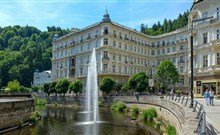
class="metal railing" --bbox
[165,94,206,135]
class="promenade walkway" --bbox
[195,98,220,135]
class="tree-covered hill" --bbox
[0,25,69,87]
[140,11,189,36]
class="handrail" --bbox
[165,94,206,135]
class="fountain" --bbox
[85,48,99,123]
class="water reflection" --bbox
[4,107,160,135]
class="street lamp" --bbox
[190,16,213,108]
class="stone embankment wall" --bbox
[0,95,34,132]
[113,96,198,135]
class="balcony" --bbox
[102,57,110,61]
[178,60,185,64]
[210,39,220,49]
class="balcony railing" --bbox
[102,57,110,60]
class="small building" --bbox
[33,69,51,86]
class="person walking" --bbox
[204,89,210,106]
[209,89,214,106]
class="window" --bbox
[103,51,108,58]
[113,41,116,47]
[203,55,208,67]
[113,54,116,60]
[125,67,127,74]
[151,50,155,55]
[103,64,108,71]
[87,33,91,39]
[95,30,99,37]
[80,35,83,42]
[167,48,170,53]
[119,32,122,39]
[180,67,183,73]
[119,55,121,61]
[217,53,220,65]
[162,49,165,54]
[202,11,208,18]
[119,66,121,73]
[173,57,176,63]
[134,46,136,52]
[125,44,127,50]
[180,45,183,50]
[217,7,220,20]
[119,42,121,48]
[180,36,183,41]
[80,58,83,64]
[173,47,176,52]
[180,56,184,62]
[157,50,160,55]
[203,33,208,44]
[125,56,127,62]
[104,38,108,45]
[130,45,133,51]
[104,27,108,34]
[80,45,83,52]
[96,40,98,48]
[217,29,220,40]
[80,67,83,75]
[87,43,90,50]
[113,30,117,37]
[112,65,116,73]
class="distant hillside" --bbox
[140,10,189,36]
[0,25,70,87]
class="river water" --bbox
[4,106,160,135]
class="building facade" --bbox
[52,0,220,96]
[33,70,52,86]
[189,0,220,96]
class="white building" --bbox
[52,0,220,96]
[33,70,52,86]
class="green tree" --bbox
[128,71,149,93]
[7,80,20,93]
[100,77,115,95]
[43,83,51,96]
[121,83,130,93]
[55,79,69,96]
[49,81,57,95]
[155,60,179,93]
[114,83,122,93]
[69,80,83,96]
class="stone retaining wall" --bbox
[113,96,198,135]
[0,97,34,132]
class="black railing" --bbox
[165,94,206,135]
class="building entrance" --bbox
[202,82,216,95]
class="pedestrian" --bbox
[170,89,174,100]
[209,89,214,106]
[204,89,210,106]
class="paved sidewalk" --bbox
[195,98,220,135]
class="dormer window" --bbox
[103,27,108,34]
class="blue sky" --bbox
[0,0,192,31]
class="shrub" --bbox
[175,90,181,96]
[34,97,47,106]
[131,106,139,114]
[141,108,157,121]
[111,102,127,112]
[155,122,162,129]
[29,111,41,124]
[166,125,176,135]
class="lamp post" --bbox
[190,16,213,108]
